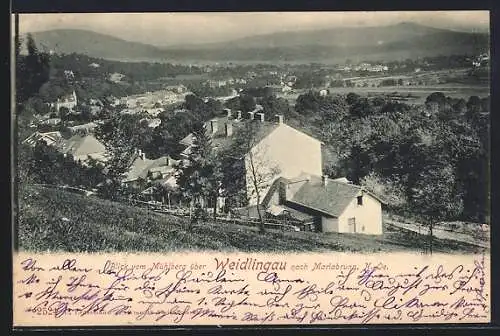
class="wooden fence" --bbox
[123,198,314,232]
[28,184,315,232]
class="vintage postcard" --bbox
[12,11,491,327]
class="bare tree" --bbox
[220,121,281,234]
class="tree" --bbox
[346,92,361,105]
[239,94,257,113]
[410,162,463,254]
[466,95,482,121]
[295,91,320,116]
[220,121,281,233]
[360,172,407,210]
[320,95,349,122]
[16,33,51,108]
[349,98,375,118]
[259,95,293,119]
[425,92,446,107]
[59,107,70,120]
[452,98,467,115]
[79,104,93,121]
[480,96,490,112]
[184,94,205,112]
[94,114,145,199]
[176,125,222,228]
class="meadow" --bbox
[16,185,483,254]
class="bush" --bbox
[360,172,407,209]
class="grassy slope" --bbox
[17,185,482,254]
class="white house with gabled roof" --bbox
[179,110,324,207]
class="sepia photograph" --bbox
[11,11,491,327]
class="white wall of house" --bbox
[57,100,77,111]
[56,91,78,111]
[337,192,383,235]
[245,123,323,205]
[321,216,339,232]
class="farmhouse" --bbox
[52,91,78,112]
[178,108,386,234]
[40,118,62,126]
[109,72,126,83]
[55,134,108,164]
[67,122,99,135]
[122,150,179,189]
[140,118,162,129]
[262,174,385,235]
[179,110,323,207]
[23,131,63,147]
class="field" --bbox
[280,83,489,106]
[329,85,489,104]
[16,185,484,254]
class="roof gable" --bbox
[290,176,364,217]
[123,155,174,182]
[23,131,62,146]
[179,115,322,156]
[55,134,104,156]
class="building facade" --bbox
[55,91,78,112]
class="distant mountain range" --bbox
[25,22,490,64]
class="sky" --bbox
[18,11,490,46]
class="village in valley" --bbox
[15,14,490,253]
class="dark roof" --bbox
[23,131,62,147]
[266,204,314,222]
[203,116,280,152]
[289,176,364,217]
[123,155,173,182]
[55,134,106,157]
[179,115,322,156]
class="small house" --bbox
[55,91,78,112]
[122,150,178,189]
[55,134,108,164]
[263,174,385,235]
[22,131,63,147]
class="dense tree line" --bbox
[30,52,207,107]
[298,90,490,224]
[187,82,233,98]
[16,34,51,112]
[49,53,203,81]
[19,142,106,188]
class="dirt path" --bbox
[385,219,489,249]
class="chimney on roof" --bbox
[248,111,255,120]
[237,110,242,120]
[165,156,170,166]
[322,175,328,187]
[225,122,233,137]
[276,114,284,124]
[210,119,218,134]
[256,112,265,122]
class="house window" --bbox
[357,196,363,206]
[348,217,356,233]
